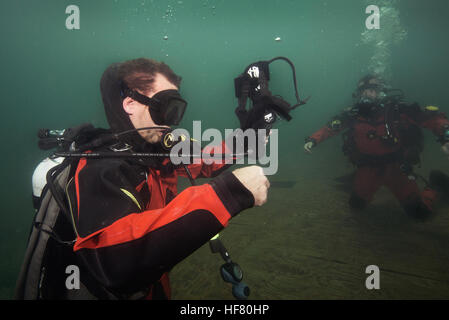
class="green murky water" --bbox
[1,0,448,299]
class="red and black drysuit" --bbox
[306,102,449,219]
[65,141,252,299]
[61,62,255,299]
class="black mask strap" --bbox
[120,83,162,110]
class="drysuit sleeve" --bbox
[403,104,449,142]
[306,113,349,145]
[70,157,254,295]
[177,140,235,179]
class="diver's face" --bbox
[123,73,178,144]
[359,78,382,101]
[361,88,378,100]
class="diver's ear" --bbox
[122,97,136,115]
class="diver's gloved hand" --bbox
[442,142,449,159]
[232,166,270,206]
[304,141,315,154]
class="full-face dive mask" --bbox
[234,57,309,132]
[353,76,388,110]
[120,84,187,126]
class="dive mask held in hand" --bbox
[120,84,187,126]
[234,56,309,132]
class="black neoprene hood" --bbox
[100,63,148,149]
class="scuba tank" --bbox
[16,124,119,299]
[32,157,64,211]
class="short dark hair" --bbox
[118,58,182,94]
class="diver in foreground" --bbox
[304,75,449,220]
[16,58,270,299]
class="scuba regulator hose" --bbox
[51,126,251,160]
[265,56,308,109]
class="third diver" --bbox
[304,75,449,220]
